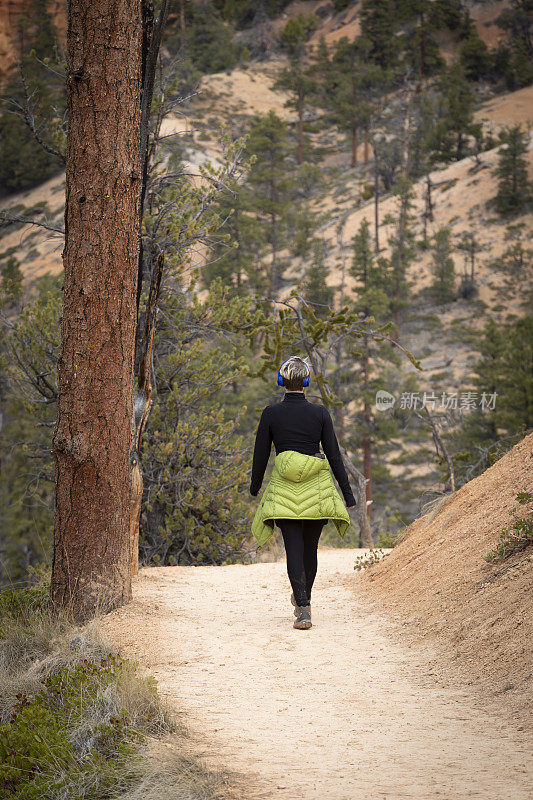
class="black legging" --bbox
[276,518,327,607]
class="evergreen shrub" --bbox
[485,491,533,562]
[0,585,170,800]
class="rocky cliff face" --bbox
[0,0,66,81]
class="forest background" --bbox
[0,0,532,585]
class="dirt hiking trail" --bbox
[101,548,532,800]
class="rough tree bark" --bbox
[51,0,143,619]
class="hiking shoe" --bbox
[290,591,311,617]
[293,605,312,630]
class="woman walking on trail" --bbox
[250,355,356,630]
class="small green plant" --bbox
[0,582,49,618]
[485,490,533,562]
[361,182,374,201]
[0,582,51,640]
[354,548,388,571]
[0,585,171,800]
[0,655,150,799]
[376,530,399,548]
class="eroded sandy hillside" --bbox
[3,75,532,294]
[361,431,533,718]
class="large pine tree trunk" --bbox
[51,0,143,620]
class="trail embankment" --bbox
[101,543,532,799]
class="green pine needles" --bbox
[495,124,532,216]
[485,491,533,562]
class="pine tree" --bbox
[205,124,323,295]
[432,0,463,31]
[203,182,258,294]
[0,1,65,195]
[360,0,398,69]
[386,176,416,328]
[499,316,533,433]
[350,218,392,303]
[454,316,533,482]
[244,110,295,295]
[328,37,383,167]
[500,223,532,275]
[299,239,334,318]
[429,63,481,163]
[495,1,533,89]
[495,124,532,215]
[430,226,456,304]
[274,15,318,164]
[141,280,257,566]
[459,25,492,81]
[405,87,438,182]
[214,0,293,29]
[348,218,397,518]
[289,162,325,259]
[456,231,480,299]
[0,276,62,584]
[398,0,445,78]
[308,34,334,109]
[51,0,143,619]
[0,256,24,307]
[185,1,241,73]
[279,12,318,51]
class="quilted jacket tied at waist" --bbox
[251,450,352,546]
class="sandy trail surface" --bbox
[101,548,532,800]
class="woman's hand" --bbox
[346,504,355,509]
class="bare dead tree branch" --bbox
[415,407,456,492]
[14,63,66,163]
[0,210,64,235]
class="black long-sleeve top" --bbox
[249,391,356,507]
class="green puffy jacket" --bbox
[251,449,351,546]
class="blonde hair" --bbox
[280,355,310,391]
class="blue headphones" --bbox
[277,357,311,388]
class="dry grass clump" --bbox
[419,491,456,522]
[0,583,236,800]
[115,739,246,800]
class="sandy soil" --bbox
[100,545,532,800]
[363,431,533,725]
